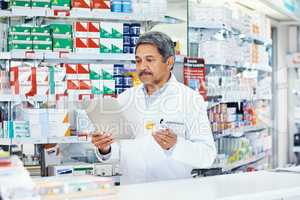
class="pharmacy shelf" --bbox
[213,125,267,139]
[206,63,272,73]
[0,8,163,22]
[0,51,186,63]
[0,94,49,102]
[222,152,267,171]
[0,136,91,145]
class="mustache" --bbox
[138,71,153,76]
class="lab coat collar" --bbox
[141,73,177,97]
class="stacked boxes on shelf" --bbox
[32,26,52,51]
[100,22,123,53]
[208,101,257,135]
[74,21,100,53]
[47,109,71,138]
[50,23,73,52]
[113,64,133,95]
[123,23,140,54]
[91,0,110,11]
[9,0,31,8]
[65,63,93,98]
[10,61,36,96]
[8,26,32,51]
[0,23,8,52]
[183,57,206,99]
[49,64,67,97]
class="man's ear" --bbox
[166,56,175,70]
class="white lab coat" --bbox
[95,74,217,184]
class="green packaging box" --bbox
[49,24,72,38]
[31,27,51,36]
[32,35,52,45]
[53,38,73,52]
[32,0,50,7]
[33,43,52,51]
[10,0,31,7]
[9,43,32,51]
[9,35,32,42]
[50,0,71,10]
[9,26,31,35]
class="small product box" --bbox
[89,64,102,80]
[31,26,51,36]
[50,24,72,38]
[72,0,90,9]
[53,38,73,52]
[88,22,100,38]
[75,37,89,52]
[103,79,115,95]
[111,22,123,39]
[9,26,31,35]
[101,64,114,80]
[100,38,111,53]
[100,22,111,38]
[74,21,89,37]
[91,80,103,95]
[91,0,110,10]
[111,38,123,53]
[50,0,71,10]
[10,0,31,7]
[88,38,100,53]
[32,0,51,8]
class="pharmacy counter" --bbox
[119,171,300,200]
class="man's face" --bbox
[135,44,171,86]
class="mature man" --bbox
[92,31,216,184]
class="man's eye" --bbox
[147,58,154,62]
[136,59,141,63]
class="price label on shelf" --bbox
[53,10,70,17]
[59,51,69,59]
[25,51,35,59]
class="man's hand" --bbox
[152,128,177,150]
[92,132,114,154]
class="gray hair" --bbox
[135,31,175,63]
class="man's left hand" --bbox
[152,128,177,150]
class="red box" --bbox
[72,0,91,8]
[88,38,100,49]
[75,38,88,48]
[79,80,92,90]
[67,80,79,90]
[88,22,100,33]
[91,0,110,9]
[75,22,88,34]
[77,64,90,74]
[65,64,77,74]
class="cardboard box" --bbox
[111,38,123,53]
[74,22,88,37]
[75,37,88,52]
[91,80,103,95]
[33,43,52,51]
[9,35,32,43]
[79,80,91,90]
[91,0,110,10]
[9,43,32,51]
[100,22,111,38]
[10,0,31,7]
[101,64,114,80]
[50,0,71,10]
[31,26,51,36]
[100,38,111,53]
[72,0,90,8]
[9,26,31,35]
[50,24,72,38]
[111,22,123,39]
[67,79,79,90]
[89,64,102,80]
[103,79,115,95]
[77,64,90,79]
[32,0,50,8]
[88,37,100,52]
[53,38,73,52]
[88,22,100,38]
[32,35,52,44]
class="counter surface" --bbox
[118,171,300,200]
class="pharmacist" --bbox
[92,31,216,184]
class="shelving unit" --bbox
[188,2,273,173]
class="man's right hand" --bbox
[92,132,114,155]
